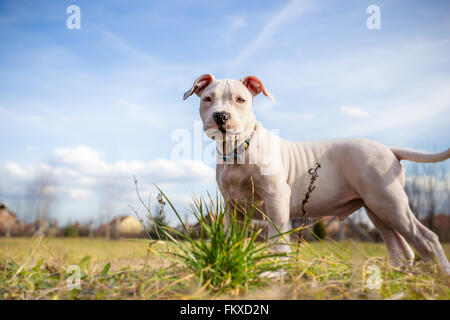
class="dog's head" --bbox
[183,74,274,141]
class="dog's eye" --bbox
[203,97,212,102]
[236,97,245,103]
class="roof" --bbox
[421,213,450,227]
[0,203,16,218]
[108,215,136,225]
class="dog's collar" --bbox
[216,124,257,163]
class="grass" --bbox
[0,237,449,299]
[156,194,288,294]
[1,192,449,300]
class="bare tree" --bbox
[25,171,57,236]
[441,164,450,215]
[404,164,423,218]
[98,180,119,239]
[422,164,440,230]
[404,162,449,233]
[88,217,94,238]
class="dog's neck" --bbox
[215,122,259,163]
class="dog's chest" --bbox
[216,166,257,202]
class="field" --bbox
[1,237,449,300]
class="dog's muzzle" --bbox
[212,111,230,126]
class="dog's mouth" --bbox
[218,125,240,135]
[204,125,240,142]
[204,122,240,138]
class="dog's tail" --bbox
[390,147,450,163]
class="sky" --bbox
[0,0,449,225]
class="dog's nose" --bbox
[212,112,230,125]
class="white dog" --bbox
[183,73,450,273]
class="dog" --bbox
[183,73,450,273]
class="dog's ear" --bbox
[240,75,274,101]
[183,74,215,100]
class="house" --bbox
[421,213,450,242]
[0,203,16,237]
[101,215,144,238]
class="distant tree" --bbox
[422,164,438,229]
[404,162,449,232]
[98,181,119,239]
[404,164,423,218]
[313,220,327,240]
[24,171,57,236]
[63,224,79,237]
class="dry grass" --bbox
[0,237,449,300]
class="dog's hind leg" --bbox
[365,207,414,267]
[363,181,450,274]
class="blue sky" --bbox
[0,0,449,225]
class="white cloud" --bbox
[340,106,370,119]
[0,145,215,202]
[406,175,448,193]
[53,145,108,175]
[65,188,93,200]
[3,162,30,178]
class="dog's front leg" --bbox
[259,191,292,280]
[262,186,292,254]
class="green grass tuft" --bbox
[155,192,288,293]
